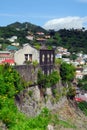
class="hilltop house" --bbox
[14,44,39,65]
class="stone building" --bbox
[14,44,39,65]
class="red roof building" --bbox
[1,59,15,65]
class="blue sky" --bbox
[0,0,87,29]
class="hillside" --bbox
[7,22,46,33]
[54,100,87,130]
[46,28,87,53]
[0,22,87,53]
[0,22,48,48]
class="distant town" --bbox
[0,23,87,81]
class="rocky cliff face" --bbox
[15,85,66,117]
[54,100,87,130]
[15,85,87,130]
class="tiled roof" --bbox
[6,45,18,51]
[1,59,15,64]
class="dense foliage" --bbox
[77,75,87,91]
[78,102,87,116]
[46,29,87,53]
[0,64,23,98]
[7,22,46,33]
[37,70,60,88]
[0,22,46,47]
[1,23,87,53]
[58,28,87,53]
[60,62,76,82]
[67,87,76,99]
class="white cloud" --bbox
[43,16,87,31]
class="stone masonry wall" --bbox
[14,65,39,83]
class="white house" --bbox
[14,44,39,65]
[7,36,17,42]
[83,65,87,75]
[55,53,62,59]
[62,58,71,64]
[11,42,20,46]
[75,71,83,79]
[26,35,34,41]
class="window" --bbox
[29,54,32,62]
[51,54,53,62]
[24,54,28,61]
[47,54,50,63]
[42,54,45,62]
[24,54,32,62]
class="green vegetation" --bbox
[60,62,76,83]
[0,93,75,130]
[46,28,87,53]
[1,23,87,54]
[78,102,87,116]
[57,29,87,53]
[0,64,23,98]
[32,60,39,68]
[0,23,87,129]
[77,75,87,91]
[55,58,62,65]
[0,97,51,130]
[0,22,46,47]
[0,62,82,129]
[7,22,46,33]
[0,65,51,130]
[34,44,41,50]
[67,87,76,99]
[37,70,60,88]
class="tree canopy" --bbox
[60,62,76,82]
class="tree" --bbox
[77,75,87,91]
[60,62,75,82]
[67,87,76,99]
[37,70,60,88]
[69,53,77,61]
[0,64,23,98]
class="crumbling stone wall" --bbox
[14,65,39,83]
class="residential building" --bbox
[55,53,62,59]
[26,35,34,41]
[1,59,15,65]
[75,68,83,79]
[36,32,44,35]
[0,51,14,65]
[6,45,18,53]
[7,36,17,42]
[83,65,87,75]
[11,42,20,46]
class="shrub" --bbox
[67,87,76,99]
[37,70,60,88]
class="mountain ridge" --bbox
[7,21,46,33]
